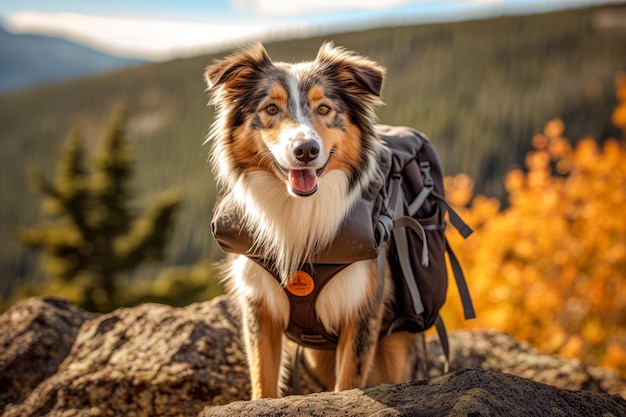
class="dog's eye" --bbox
[317,105,331,116]
[265,104,279,116]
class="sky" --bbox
[0,0,609,61]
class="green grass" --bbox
[1,3,624,298]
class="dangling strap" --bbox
[431,191,473,238]
[446,241,476,320]
[434,314,450,373]
[433,189,476,321]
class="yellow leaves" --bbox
[572,138,599,167]
[443,114,626,376]
[543,118,565,138]
[611,72,626,132]
[582,319,607,346]
[560,335,584,359]
[531,119,572,162]
[603,343,626,371]
[444,174,474,207]
[525,149,550,171]
[613,105,626,132]
[504,169,524,193]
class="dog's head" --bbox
[205,42,385,197]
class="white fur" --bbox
[268,71,326,172]
[315,261,373,334]
[268,122,326,172]
[227,255,290,327]
[226,168,373,333]
[206,105,235,187]
[231,169,358,285]
[286,69,308,123]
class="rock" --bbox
[1,295,625,417]
[200,368,626,417]
[426,329,622,395]
[0,296,95,409]
[2,296,248,417]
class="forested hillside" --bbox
[0,3,624,298]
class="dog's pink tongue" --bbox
[288,169,318,194]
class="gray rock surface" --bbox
[201,368,626,417]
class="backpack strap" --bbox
[407,161,435,216]
[431,190,473,238]
[392,216,427,316]
[434,314,451,373]
[386,156,476,329]
[431,190,476,321]
[445,241,476,320]
[387,173,426,317]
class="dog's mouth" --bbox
[274,152,333,197]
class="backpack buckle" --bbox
[419,161,433,187]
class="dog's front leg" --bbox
[334,315,380,391]
[241,300,283,399]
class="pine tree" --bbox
[18,107,181,312]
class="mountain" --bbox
[0,26,144,94]
[0,3,624,299]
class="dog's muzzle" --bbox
[274,151,333,197]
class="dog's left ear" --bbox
[205,43,272,91]
[315,42,385,99]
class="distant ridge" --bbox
[0,26,145,95]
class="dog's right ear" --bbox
[205,43,272,91]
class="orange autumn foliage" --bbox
[443,75,626,375]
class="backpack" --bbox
[375,124,475,366]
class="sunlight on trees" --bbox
[443,74,626,375]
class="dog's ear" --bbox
[315,42,385,99]
[205,43,272,91]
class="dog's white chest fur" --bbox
[226,170,369,331]
[230,170,359,281]
[230,256,371,333]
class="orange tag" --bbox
[286,271,315,297]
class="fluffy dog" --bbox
[205,43,422,399]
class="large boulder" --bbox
[2,296,248,417]
[424,329,626,396]
[201,368,626,417]
[1,295,624,416]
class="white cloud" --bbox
[233,0,412,15]
[6,11,278,60]
[5,1,512,59]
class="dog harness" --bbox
[212,175,387,350]
[251,260,349,349]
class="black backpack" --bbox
[375,125,475,365]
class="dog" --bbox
[205,42,423,399]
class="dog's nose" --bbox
[293,140,320,163]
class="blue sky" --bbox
[0,0,609,60]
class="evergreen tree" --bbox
[18,107,181,312]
